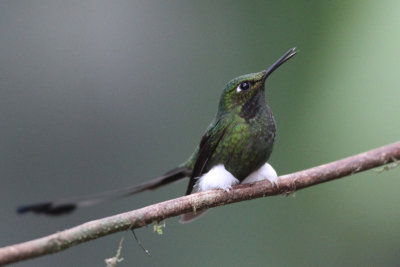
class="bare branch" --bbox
[1,142,399,265]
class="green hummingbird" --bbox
[17,47,298,223]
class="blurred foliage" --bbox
[0,1,399,266]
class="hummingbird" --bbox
[17,47,298,223]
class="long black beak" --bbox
[262,47,298,81]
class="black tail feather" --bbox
[17,166,190,216]
[17,202,76,215]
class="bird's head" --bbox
[218,47,298,117]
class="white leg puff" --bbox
[241,162,278,186]
[195,164,239,192]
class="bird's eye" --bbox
[236,81,250,93]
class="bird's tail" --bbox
[179,210,209,223]
[17,166,190,216]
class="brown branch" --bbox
[1,142,400,265]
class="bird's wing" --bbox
[184,118,229,195]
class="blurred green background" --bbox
[1,1,400,266]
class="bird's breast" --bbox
[215,111,276,181]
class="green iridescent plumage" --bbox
[184,71,277,194]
